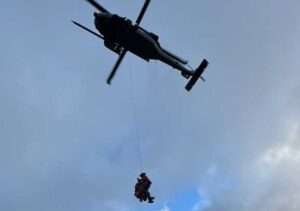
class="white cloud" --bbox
[158,205,171,211]
[262,144,300,165]
[192,189,212,211]
[262,122,300,165]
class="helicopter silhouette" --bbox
[72,0,208,91]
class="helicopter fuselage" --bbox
[94,13,162,61]
[73,0,208,91]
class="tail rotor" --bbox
[185,59,208,91]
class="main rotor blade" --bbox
[72,20,104,40]
[135,0,151,25]
[85,0,110,14]
[107,50,127,84]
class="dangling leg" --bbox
[146,191,155,203]
[142,191,147,201]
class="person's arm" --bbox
[145,176,152,184]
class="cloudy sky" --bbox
[1,0,300,210]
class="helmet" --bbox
[140,172,146,177]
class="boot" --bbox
[148,196,155,203]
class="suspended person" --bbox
[134,173,154,203]
[134,172,155,203]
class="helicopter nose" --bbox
[94,13,113,26]
[94,13,109,34]
[94,12,109,21]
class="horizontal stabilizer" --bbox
[185,59,208,92]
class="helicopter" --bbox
[72,0,209,91]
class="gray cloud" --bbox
[1,0,300,211]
